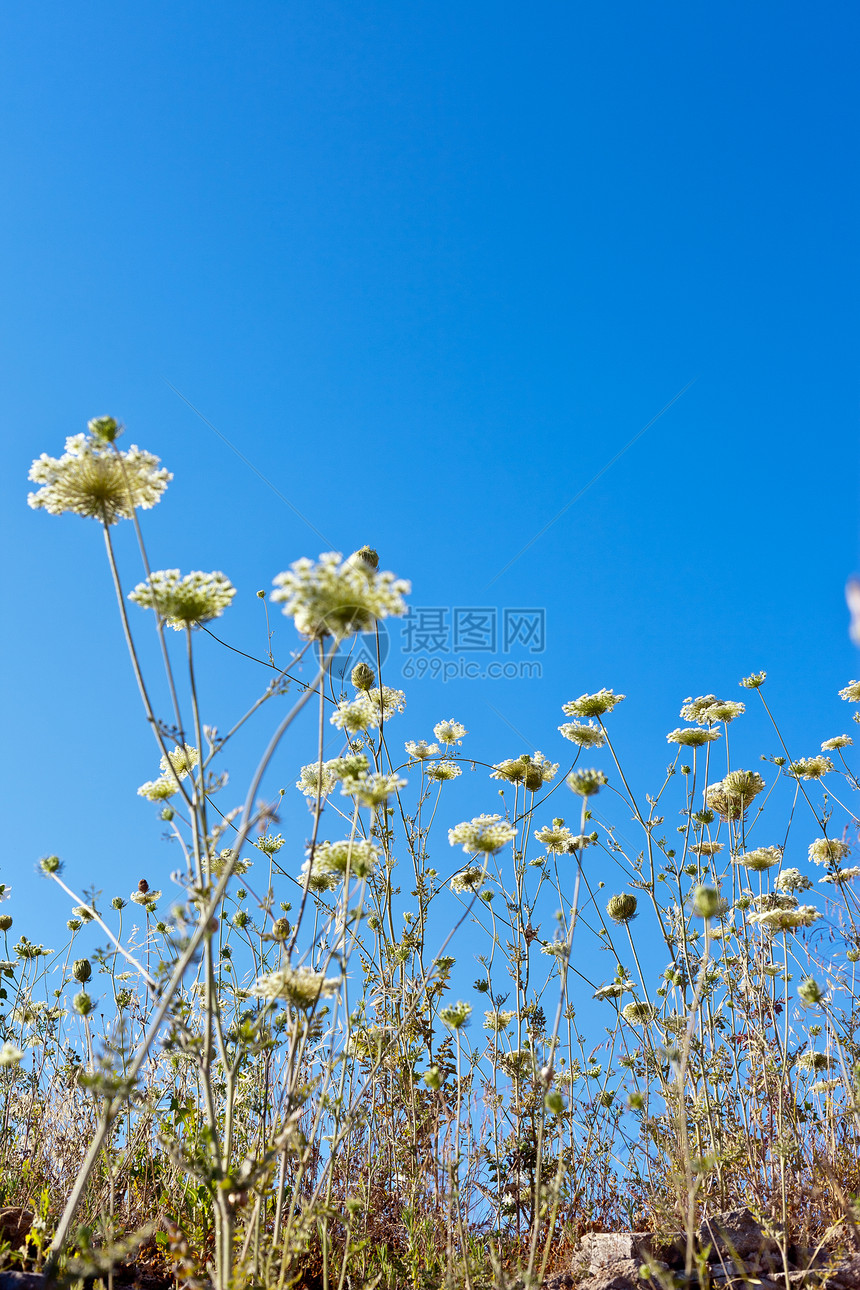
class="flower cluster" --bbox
[28,425,171,524]
[450,866,487,895]
[535,820,573,852]
[808,838,850,865]
[251,965,341,1008]
[558,720,605,748]
[301,839,381,888]
[449,814,517,854]
[667,727,722,747]
[434,719,467,745]
[680,695,745,725]
[341,771,406,807]
[787,756,834,780]
[748,904,819,933]
[425,760,461,782]
[405,740,441,761]
[705,770,765,819]
[567,768,607,798]
[128,569,236,629]
[331,687,406,733]
[733,846,782,872]
[271,551,409,639]
[490,752,558,791]
[562,690,625,719]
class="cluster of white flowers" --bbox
[680,695,745,725]
[558,720,606,748]
[534,820,573,852]
[733,846,783,872]
[562,690,625,719]
[137,776,179,802]
[450,866,487,895]
[434,719,467,744]
[449,814,516,854]
[691,841,724,857]
[271,551,409,639]
[425,760,461,782]
[28,426,171,524]
[341,771,406,807]
[251,965,341,1008]
[301,838,381,888]
[787,756,834,780]
[666,727,722,747]
[821,735,853,751]
[483,1009,516,1032]
[0,1041,24,1067]
[405,740,441,761]
[775,867,812,893]
[296,759,339,798]
[808,838,850,865]
[490,752,558,790]
[748,904,819,933]
[820,867,860,885]
[621,1001,657,1025]
[567,768,608,798]
[128,569,236,630]
[331,686,406,733]
[839,680,860,702]
[705,770,765,819]
[439,1000,471,1029]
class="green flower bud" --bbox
[87,415,121,443]
[423,1066,442,1090]
[544,1090,564,1114]
[160,807,174,822]
[72,958,92,983]
[350,545,379,571]
[351,662,376,691]
[568,769,608,798]
[67,919,82,932]
[233,910,249,929]
[693,886,724,919]
[115,989,132,1009]
[0,915,12,932]
[257,589,266,599]
[847,948,860,963]
[798,977,824,1006]
[40,855,62,875]
[272,917,290,941]
[606,893,638,924]
[111,897,126,910]
[73,991,94,1017]
[628,1091,645,1111]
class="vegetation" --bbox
[3,416,860,1289]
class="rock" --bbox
[0,1275,44,1290]
[698,1207,779,1262]
[577,1233,656,1272]
[829,1254,860,1288]
[576,1259,643,1290]
[0,1210,34,1252]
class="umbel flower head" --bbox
[271,551,409,639]
[733,846,782,873]
[786,756,834,781]
[535,819,573,853]
[434,719,467,745]
[28,422,171,524]
[449,814,517,854]
[128,570,236,630]
[425,759,461,782]
[705,770,765,820]
[490,752,558,791]
[667,727,722,747]
[251,965,341,1009]
[302,838,381,886]
[562,690,625,719]
[808,838,850,866]
[450,865,487,895]
[558,720,606,748]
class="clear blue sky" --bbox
[3,2,859,950]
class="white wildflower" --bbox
[128,569,236,629]
[434,719,467,745]
[271,551,409,639]
[449,814,517,854]
[27,425,171,524]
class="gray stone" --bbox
[578,1233,656,1272]
[576,1258,642,1290]
[698,1207,779,1262]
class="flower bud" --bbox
[544,1090,564,1114]
[847,948,860,963]
[111,897,126,910]
[73,958,92,983]
[160,807,174,822]
[606,893,638,924]
[423,1066,442,1090]
[693,886,722,919]
[73,991,94,1017]
[257,589,266,599]
[87,415,121,443]
[568,768,608,798]
[349,546,379,571]
[272,917,290,941]
[0,915,11,931]
[798,977,824,1006]
[351,662,376,691]
[40,855,62,875]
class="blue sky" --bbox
[3,2,859,969]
